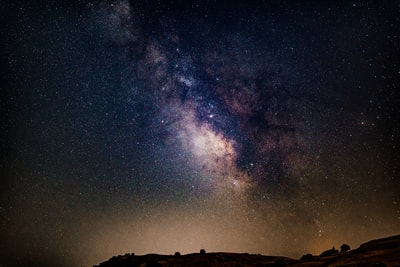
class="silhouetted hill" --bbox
[94,234,400,267]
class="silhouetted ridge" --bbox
[94,234,400,267]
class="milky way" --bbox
[1,1,399,267]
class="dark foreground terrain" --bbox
[94,234,400,267]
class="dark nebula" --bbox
[1,1,399,267]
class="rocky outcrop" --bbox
[94,234,400,267]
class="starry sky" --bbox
[1,1,399,267]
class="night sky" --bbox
[1,1,399,267]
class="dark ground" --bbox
[94,234,400,267]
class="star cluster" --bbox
[1,1,399,267]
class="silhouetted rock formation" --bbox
[94,234,400,267]
[340,243,350,253]
[319,246,339,257]
[300,253,315,261]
